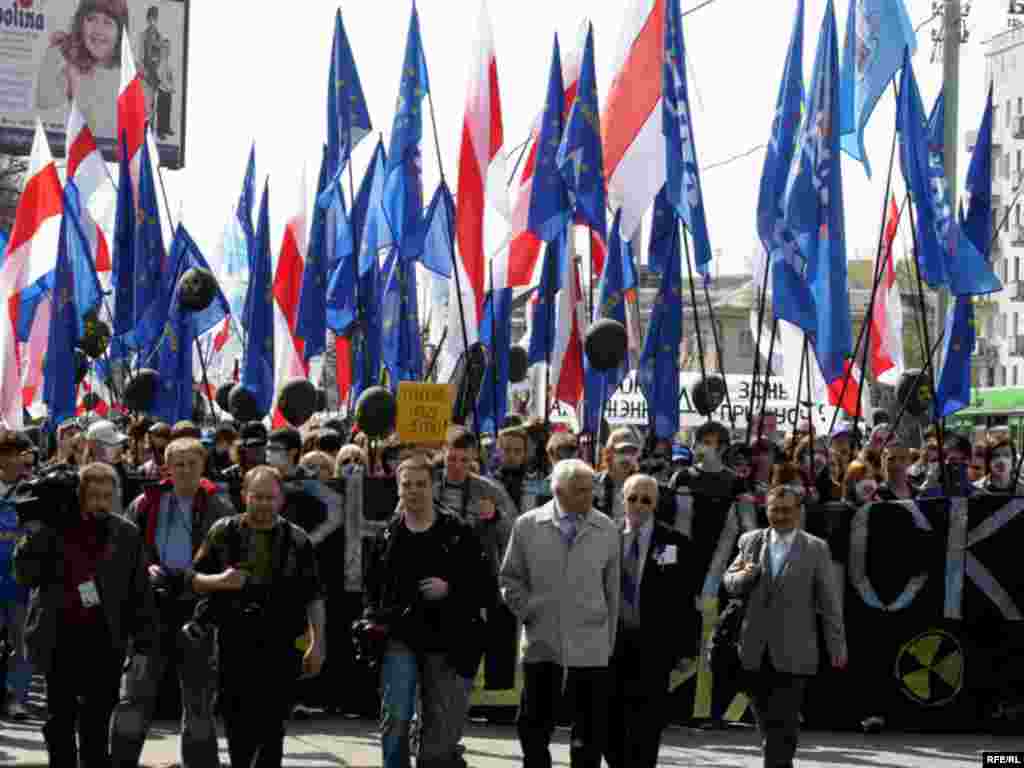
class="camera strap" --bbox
[224,518,293,586]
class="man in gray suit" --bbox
[724,480,846,768]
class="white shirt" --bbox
[768,527,797,578]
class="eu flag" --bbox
[839,0,916,177]
[527,36,570,245]
[556,23,606,241]
[327,9,371,177]
[783,0,851,383]
[639,190,683,439]
[527,233,565,367]
[758,0,807,329]
[240,180,275,416]
[323,172,357,335]
[152,226,231,424]
[582,209,632,437]
[238,144,257,325]
[897,49,1001,297]
[111,135,135,353]
[409,181,456,279]
[133,133,168,358]
[663,0,713,277]
[380,248,423,388]
[961,85,993,257]
[44,183,104,427]
[382,5,430,251]
[296,147,332,361]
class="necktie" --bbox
[563,515,577,547]
[622,532,640,604]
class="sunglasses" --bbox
[626,494,654,505]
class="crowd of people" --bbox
[0,409,1021,768]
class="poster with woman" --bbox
[0,0,189,168]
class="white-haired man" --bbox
[500,459,620,768]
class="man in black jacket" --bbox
[365,455,488,768]
[604,474,697,768]
[14,462,159,768]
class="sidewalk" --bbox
[1,711,1017,768]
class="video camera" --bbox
[12,466,80,529]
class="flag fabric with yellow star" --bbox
[240,180,275,416]
[527,35,570,245]
[132,130,168,359]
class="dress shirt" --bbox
[623,517,654,585]
[768,527,796,578]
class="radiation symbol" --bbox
[894,629,964,707]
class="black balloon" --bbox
[277,379,317,426]
[80,311,111,359]
[123,369,160,413]
[584,319,627,372]
[355,386,397,439]
[690,375,727,416]
[215,382,233,412]
[897,369,930,418]
[177,267,219,312]
[228,384,263,423]
[508,346,529,384]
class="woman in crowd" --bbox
[594,427,642,520]
[976,440,1024,494]
[878,438,916,501]
[841,459,881,509]
[792,436,827,504]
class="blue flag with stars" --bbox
[639,190,683,439]
[961,86,994,259]
[133,132,168,358]
[583,209,633,437]
[296,147,332,361]
[327,9,371,177]
[527,233,565,367]
[322,172,357,335]
[838,0,916,177]
[380,247,423,388]
[782,0,852,383]
[663,0,713,278]
[556,23,606,241]
[382,5,430,251]
[897,49,1001,297]
[152,226,230,424]
[528,35,571,245]
[240,180,275,416]
[110,135,135,357]
[44,183,104,428]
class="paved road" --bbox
[2,712,1021,768]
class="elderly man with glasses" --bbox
[604,474,696,768]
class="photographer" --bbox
[110,438,234,768]
[13,462,158,767]
[364,455,488,768]
[190,466,325,768]
[1,431,33,720]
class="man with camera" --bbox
[13,462,159,768]
[110,437,235,768]
[364,455,489,768]
[1,430,34,720]
[190,465,325,768]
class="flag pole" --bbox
[700,258,736,431]
[746,248,772,443]
[852,84,902,442]
[756,319,780,442]
[347,153,371,391]
[587,227,596,334]
[194,336,217,426]
[682,222,709,423]
[506,135,533,187]
[425,89,478,433]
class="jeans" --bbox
[110,601,220,768]
[43,622,124,768]
[517,662,610,768]
[0,600,32,705]
[380,641,466,768]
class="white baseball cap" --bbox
[86,419,128,446]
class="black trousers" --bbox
[604,628,671,768]
[749,652,808,768]
[219,628,299,768]
[517,662,609,768]
[43,622,124,768]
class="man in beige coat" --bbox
[500,459,620,768]
[724,481,847,768]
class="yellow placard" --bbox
[396,382,452,445]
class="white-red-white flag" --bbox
[0,122,63,427]
[66,101,113,274]
[870,195,905,386]
[601,0,666,241]
[271,168,308,427]
[117,34,147,197]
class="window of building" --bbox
[1015,313,1020,337]
[1016,257,1021,282]
[1009,101,1014,128]
[1015,367,1020,387]
[1019,97,1023,115]
[738,328,754,358]
[1001,313,1008,337]
[988,316,995,338]
[989,367,997,388]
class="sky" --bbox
[161,0,1011,277]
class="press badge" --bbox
[78,580,101,608]
[658,545,677,565]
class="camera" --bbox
[13,467,80,529]
[351,619,389,668]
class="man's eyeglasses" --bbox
[626,494,654,505]
[555,447,579,459]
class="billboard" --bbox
[0,0,190,168]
